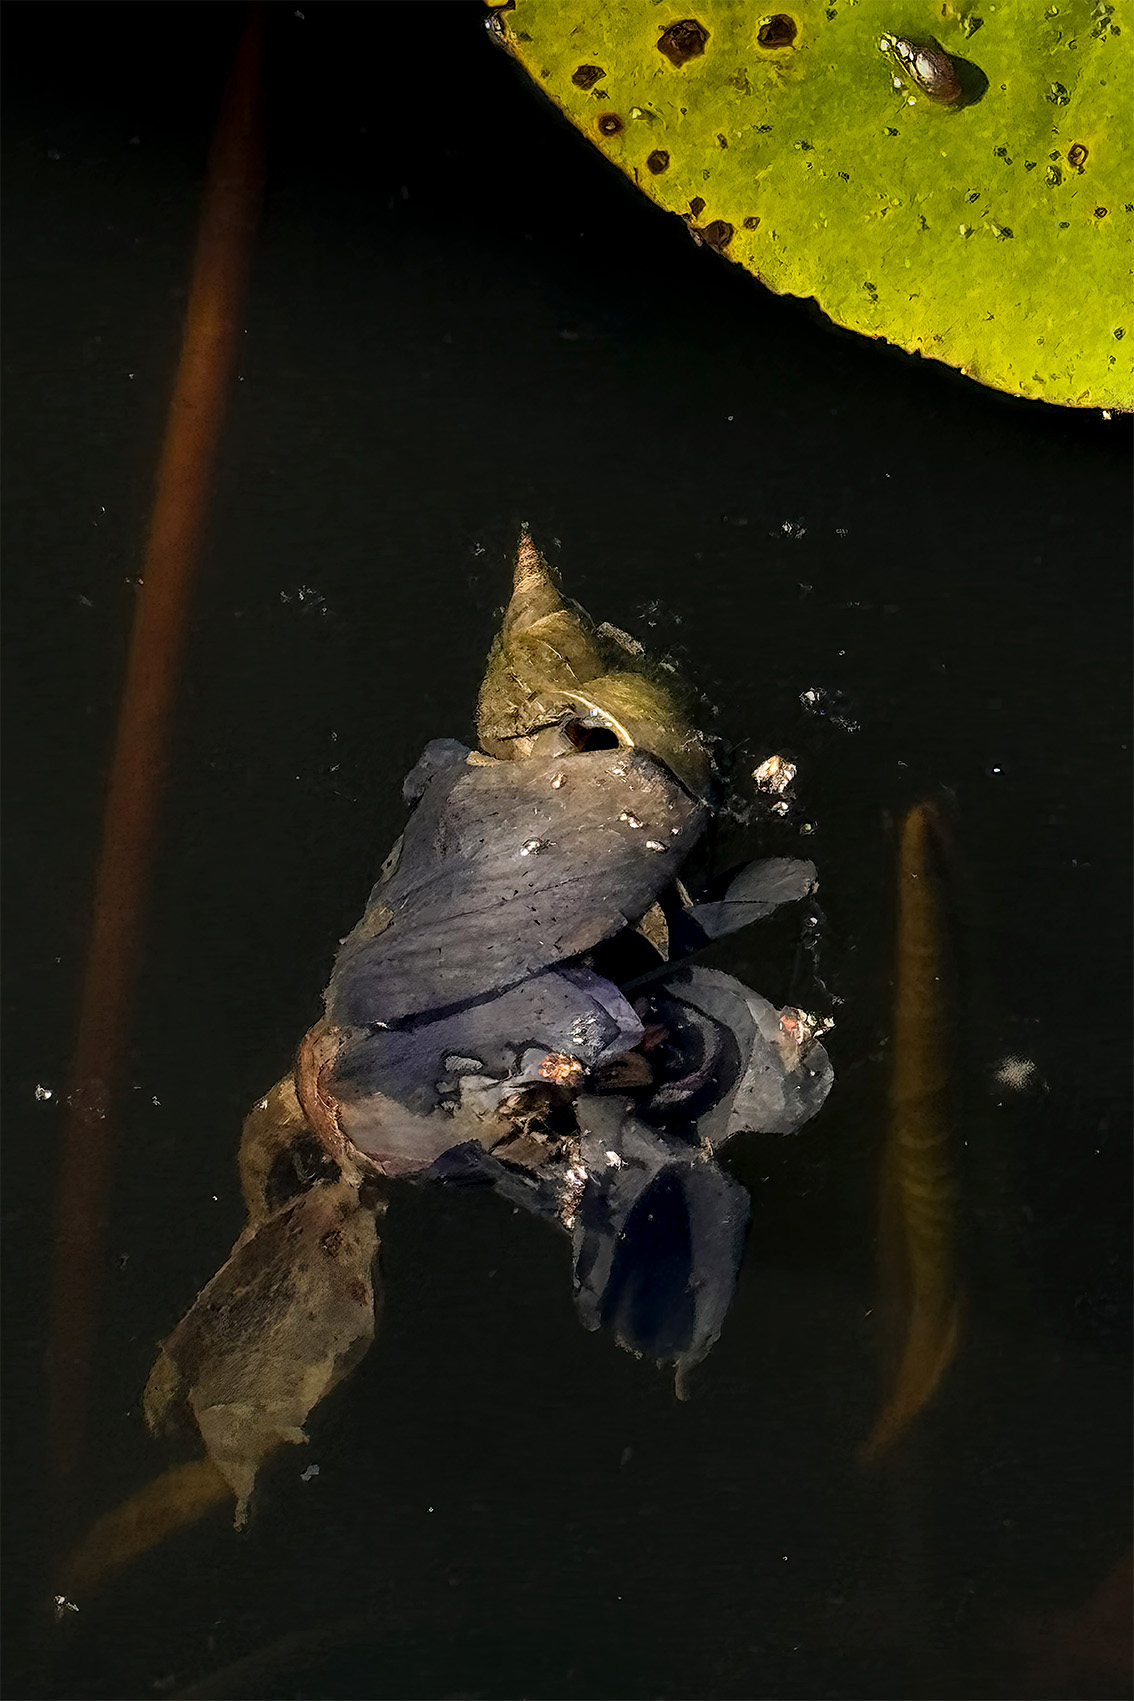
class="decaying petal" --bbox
[658,965,834,1143]
[569,1094,751,1386]
[686,856,818,940]
[326,746,707,1026]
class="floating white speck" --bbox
[34,1085,54,1102]
[619,811,643,828]
[645,839,665,852]
[992,1055,1039,1092]
[551,772,565,789]
[520,838,544,856]
[300,1464,320,1481]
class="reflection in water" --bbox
[1014,1544,1134,1698]
[60,1458,230,1600]
[46,3,267,1507]
[130,534,834,1540]
[862,800,960,1464]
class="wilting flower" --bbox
[146,533,833,1520]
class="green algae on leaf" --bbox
[488,0,1133,408]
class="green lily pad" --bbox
[489,0,1133,407]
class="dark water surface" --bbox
[3,5,1131,1697]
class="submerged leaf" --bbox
[145,1080,384,1525]
[489,0,1133,407]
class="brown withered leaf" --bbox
[144,1074,385,1526]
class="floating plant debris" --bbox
[145,533,833,1520]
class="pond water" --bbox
[3,5,1130,1698]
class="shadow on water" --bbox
[3,4,1131,1698]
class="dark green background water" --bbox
[3,5,1130,1696]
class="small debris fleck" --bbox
[779,1006,834,1051]
[619,811,644,828]
[519,838,544,857]
[645,839,666,852]
[1067,142,1089,172]
[753,755,797,794]
[300,1463,320,1482]
[539,1052,586,1088]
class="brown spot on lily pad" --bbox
[757,13,798,47]
[646,148,671,174]
[572,64,606,90]
[688,218,735,252]
[743,215,761,229]
[657,19,709,66]
[1067,142,1088,172]
[597,112,624,137]
[688,195,706,218]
